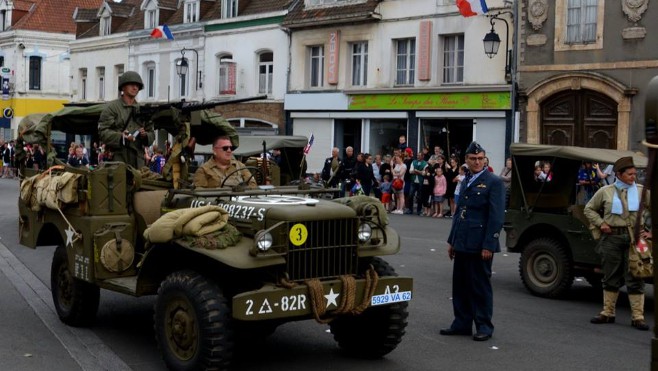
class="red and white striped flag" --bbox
[303,134,314,155]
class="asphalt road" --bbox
[0,177,653,370]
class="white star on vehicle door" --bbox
[65,226,76,248]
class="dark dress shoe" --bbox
[590,314,615,324]
[440,328,471,336]
[473,333,492,341]
[632,320,650,331]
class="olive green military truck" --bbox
[504,143,647,298]
[16,101,412,370]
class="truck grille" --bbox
[286,219,358,281]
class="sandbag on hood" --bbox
[144,205,230,243]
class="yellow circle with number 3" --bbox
[289,223,308,246]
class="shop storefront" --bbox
[286,90,511,174]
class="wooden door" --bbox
[540,89,617,148]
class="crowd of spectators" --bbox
[14,139,173,175]
[318,137,507,217]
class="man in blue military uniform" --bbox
[440,141,505,341]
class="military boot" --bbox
[629,294,650,331]
[590,290,618,324]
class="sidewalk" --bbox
[0,240,133,371]
[0,258,82,371]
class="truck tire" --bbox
[329,257,409,358]
[154,270,234,371]
[519,238,573,298]
[51,245,100,326]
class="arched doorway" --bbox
[541,89,617,148]
[524,73,632,150]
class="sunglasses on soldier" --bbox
[214,145,237,152]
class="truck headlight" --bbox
[256,231,273,251]
[357,223,372,242]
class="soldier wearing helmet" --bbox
[98,71,155,168]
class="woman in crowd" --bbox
[355,153,377,196]
[379,154,392,186]
[391,154,407,214]
[33,143,45,170]
[402,148,414,213]
[499,157,513,207]
[484,156,494,172]
[445,156,460,217]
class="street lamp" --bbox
[481,9,517,163]
[176,48,202,90]
[483,25,501,59]
[482,14,511,83]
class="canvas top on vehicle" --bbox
[510,143,647,167]
[505,143,649,298]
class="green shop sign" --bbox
[348,92,511,110]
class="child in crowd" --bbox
[432,167,447,218]
[380,175,392,212]
[533,164,543,182]
[453,164,466,205]
[149,148,166,174]
[538,161,553,182]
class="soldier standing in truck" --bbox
[98,71,155,169]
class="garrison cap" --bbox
[613,156,635,173]
[465,141,485,155]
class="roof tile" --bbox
[74,8,99,22]
[283,0,381,28]
[241,0,294,16]
[76,0,295,39]
[13,0,36,12]
[13,0,104,33]
[105,1,136,17]
[158,0,177,9]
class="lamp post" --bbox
[482,8,516,162]
[176,48,202,90]
[482,14,511,83]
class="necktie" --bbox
[463,173,472,189]
[621,189,629,218]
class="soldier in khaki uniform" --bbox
[584,156,651,331]
[98,71,155,169]
[193,136,257,189]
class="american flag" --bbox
[303,134,314,155]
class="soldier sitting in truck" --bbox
[193,135,257,189]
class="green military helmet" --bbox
[118,71,144,91]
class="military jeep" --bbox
[504,143,647,298]
[16,101,412,370]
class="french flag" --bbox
[457,0,489,17]
[150,24,174,40]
